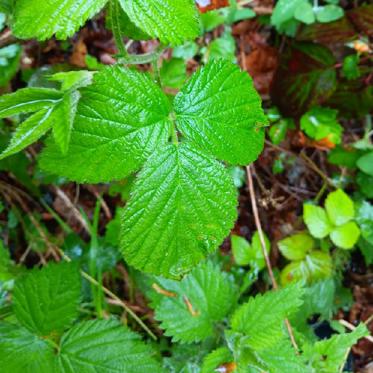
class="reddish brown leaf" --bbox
[196,0,229,13]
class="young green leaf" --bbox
[230,284,304,350]
[174,59,266,165]
[154,261,237,343]
[57,319,163,373]
[231,235,251,266]
[315,5,344,23]
[121,143,237,277]
[40,65,171,183]
[118,0,201,45]
[357,152,373,176]
[330,221,361,249]
[250,231,270,270]
[294,1,315,25]
[278,232,315,261]
[13,262,81,336]
[303,204,332,238]
[12,0,108,40]
[201,347,234,373]
[325,189,355,226]
[0,323,55,373]
[305,323,368,373]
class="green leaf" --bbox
[121,142,237,277]
[325,189,355,226]
[201,347,233,373]
[306,323,368,373]
[269,118,291,145]
[13,262,81,336]
[160,58,187,89]
[300,106,342,144]
[271,0,304,30]
[57,319,162,373]
[231,235,251,266]
[0,44,21,87]
[118,0,201,45]
[154,261,237,343]
[357,172,373,199]
[0,322,55,373]
[0,107,56,160]
[303,204,332,238]
[357,152,373,176]
[40,65,170,183]
[278,232,315,261]
[315,5,344,23]
[174,59,266,165]
[52,91,81,154]
[0,88,63,118]
[204,32,236,63]
[49,70,94,91]
[356,200,373,245]
[230,284,304,350]
[280,251,332,285]
[12,0,108,40]
[330,221,360,249]
[250,231,270,270]
[294,1,316,25]
[342,54,360,80]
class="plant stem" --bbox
[110,0,128,58]
[246,165,299,352]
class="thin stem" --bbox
[110,0,128,58]
[169,113,179,144]
[152,58,161,86]
[119,48,163,65]
[246,165,299,352]
[58,249,157,340]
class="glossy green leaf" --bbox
[121,142,237,277]
[0,323,55,373]
[40,65,170,183]
[294,1,316,25]
[357,152,373,176]
[0,107,56,160]
[271,0,304,30]
[57,319,162,373]
[250,231,270,270]
[13,0,108,40]
[278,232,315,261]
[13,262,80,336]
[330,221,360,249]
[231,235,251,266]
[118,0,201,45]
[154,261,237,343]
[325,189,355,226]
[174,59,266,165]
[230,284,304,350]
[0,88,63,118]
[303,204,332,238]
[160,58,187,89]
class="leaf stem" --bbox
[110,0,128,58]
[246,165,299,352]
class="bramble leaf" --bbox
[0,323,55,373]
[325,189,355,226]
[13,262,81,336]
[230,284,304,350]
[153,261,237,343]
[174,59,266,165]
[57,319,162,373]
[12,0,108,40]
[121,142,237,277]
[40,65,171,183]
[201,347,234,373]
[304,204,332,238]
[118,0,201,45]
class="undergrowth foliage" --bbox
[0,0,370,372]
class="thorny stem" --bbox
[246,165,300,352]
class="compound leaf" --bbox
[330,221,360,249]
[118,0,201,45]
[121,142,237,277]
[153,261,237,343]
[57,319,162,373]
[278,232,315,261]
[0,322,55,373]
[40,65,170,183]
[12,0,108,40]
[174,59,266,165]
[13,262,81,336]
